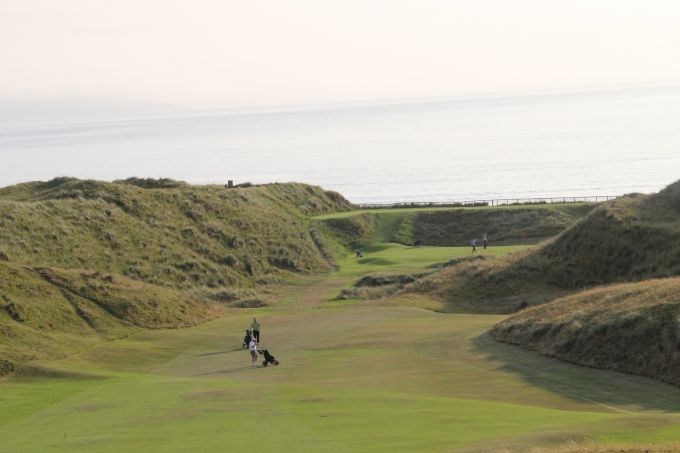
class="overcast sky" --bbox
[2,0,680,110]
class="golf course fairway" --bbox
[2,245,680,452]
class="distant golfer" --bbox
[471,238,477,253]
[242,329,252,349]
[250,317,261,343]
[483,233,488,250]
[248,337,258,367]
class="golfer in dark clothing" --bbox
[242,329,252,349]
[250,318,261,343]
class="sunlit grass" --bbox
[3,303,680,452]
[335,243,528,277]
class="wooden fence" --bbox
[357,195,619,209]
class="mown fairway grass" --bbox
[336,243,527,277]
[3,243,680,452]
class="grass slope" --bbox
[0,178,350,288]
[316,203,593,247]
[0,261,219,366]
[409,204,593,246]
[491,277,680,387]
[409,180,680,313]
[405,250,563,314]
[317,206,531,308]
[0,178,352,367]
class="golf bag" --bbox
[258,348,280,367]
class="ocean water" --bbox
[2,85,680,204]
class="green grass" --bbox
[4,180,680,452]
[0,261,222,364]
[335,243,527,277]
[0,178,352,365]
[407,180,680,314]
[316,203,594,251]
[0,178,350,289]
[3,242,680,452]
[4,293,680,452]
[313,203,595,220]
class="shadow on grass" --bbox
[13,364,106,381]
[360,243,391,253]
[357,257,396,266]
[195,348,244,357]
[193,366,261,376]
[472,332,680,413]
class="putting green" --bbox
[2,244,680,452]
[335,243,526,277]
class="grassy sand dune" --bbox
[408,179,680,313]
[316,203,593,247]
[0,178,350,288]
[491,277,680,386]
[0,178,351,368]
[0,261,221,365]
[4,178,680,451]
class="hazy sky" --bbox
[2,0,680,109]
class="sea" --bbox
[2,85,680,204]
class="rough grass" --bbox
[0,178,352,367]
[0,261,221,365]
[409,180,680,313]
[0,178,351,289]
[410,204,594,246]
[317,203,593,247]
[400,247,566,313]
[491,277,680,387]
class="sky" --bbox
[1,0,680,111]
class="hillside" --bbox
[0,178,350,288]
[407,180,680,313]
[408,204,593,246]
[316,203,593,248]
[491,277,680,386]
[0,177,352,369]
[0,261,220,367]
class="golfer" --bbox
[250,317,261,343]
[248,337,258,367]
